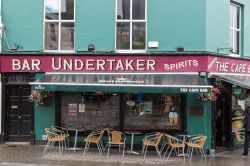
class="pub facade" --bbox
[0,0,250,152]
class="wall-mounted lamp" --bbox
[176,46,184,52]
[217,47,233,53]
[88,44,95,52]
[10,43,23,51]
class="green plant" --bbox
[29,90,54,106]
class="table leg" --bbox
[74,130,78,152]
[130,133,134,153]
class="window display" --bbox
[61,92,120,130]
[124,94,183,130]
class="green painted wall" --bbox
[205,0,250,57]
[147,0,206,52]
[34,99,55,140]
[34,73,56,140]
[205,0,229,55]
[75,0,115,51]
[2,0,43,52]
[186,94,212,149]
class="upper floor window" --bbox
[44,0,75,52]
[230,4,241,56]
[116,0,147,52]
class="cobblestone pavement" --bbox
[0,144,249,166]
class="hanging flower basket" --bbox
[28,90,54,106]
[197,87,221,102]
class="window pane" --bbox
[124,94,182,130]
[132,0,145,20]
[45,22,59,50]
[236,6,240,29]
[61,92,120,131]
[117,0,130,20]
[116,22,130,50]
[132,22,145,50]
[230,29,233,50]
[45,0,59,20]
[61,23,74,50]
[61,0,74,20]
[235,31,240,54]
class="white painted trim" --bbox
[29,82,212,88]
[208,72,250,77]
[43,0,75,52]
[45,72,200,75]
[229,3,241,56]
[115,0,147,53]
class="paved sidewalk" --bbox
[0,144,249,166]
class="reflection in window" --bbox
[61,92,120,131]
[124,94,183,130]
[44,0,75,51]
[116,0,146,51]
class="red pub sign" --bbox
[0,55,250,74]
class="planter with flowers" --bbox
[29,90,54,106]
[197,87,221,102]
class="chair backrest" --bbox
[234,131,245,142]
[155,132,163,145]
[197,136,207,147]
[45,128,52,141]
[110,131,122,143]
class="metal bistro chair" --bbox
[52,125,70,148]
[162,134,185,161]
[142,132,163,158]
[83,128,106,155]
[186,135,207,160]
[43,128,66,155]
[107,130,126,158]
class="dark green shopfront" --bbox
[2,54,231,151]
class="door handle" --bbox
[18,116,22,119]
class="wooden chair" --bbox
[43,128,66,155]
[162,134,184,160]
[83,128,106,155]
[186,135,207,160]
[107,130,126,158]
[142,132,163,158]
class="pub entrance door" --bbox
[5,85,33,142]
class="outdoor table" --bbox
[66,127,85,152]
[177,134,198,157]
[125,131,142,155]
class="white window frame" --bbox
[115,0,147,53]
[229,3,241,57]
[43,0,75,53]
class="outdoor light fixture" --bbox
[217,47,233,53]
[10,43,22,51]
[176,46,184,52]
[88,44,95,52]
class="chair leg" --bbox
[190,147,194,160]
[107,144,110,159]
[144,145,148,158]
[43,141,51,154]
[83,142,89,156]
[142,144,145,155]
[167,147,174,161]
[122,144,125,158]
[156,146,161,158]
[97,142,102,155]
[163,145,170,158]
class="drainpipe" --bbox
[0,0,3,136]
[0,0,3,53]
